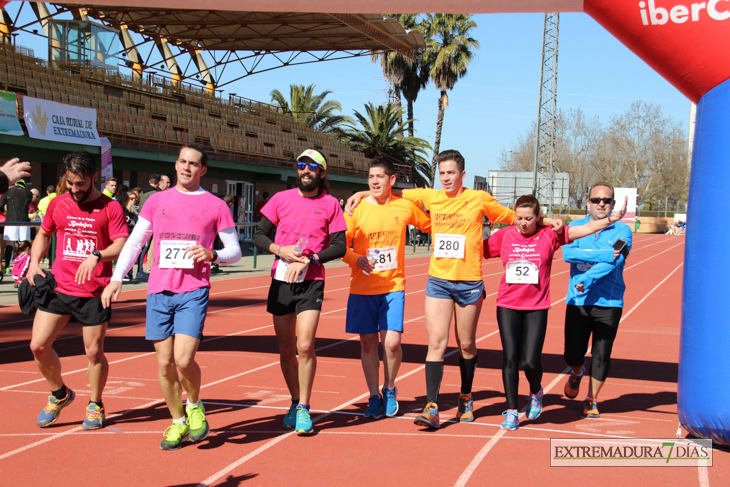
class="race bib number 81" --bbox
[434,234,466,259]
[159,240,196,269]
[505,260,539,284]
[367,246,397,271]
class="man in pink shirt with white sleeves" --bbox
[102,143,241,450]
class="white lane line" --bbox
[0,322,275,391]
[453,257,685,487]
[196,322,501,487]
[453,367,570,487]
[619,262,683,324]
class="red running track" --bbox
[0,234,725,486]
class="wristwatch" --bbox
[91,250,102,262]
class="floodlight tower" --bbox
[531,13,559,217]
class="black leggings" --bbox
[563,305,622,382]
[497,307,549,410]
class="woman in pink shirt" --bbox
[483,194,625,430]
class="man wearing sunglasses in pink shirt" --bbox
[253,149,347,435]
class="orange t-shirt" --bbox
[343,197,431,295]
[403,187,515,281]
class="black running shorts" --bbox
[39,291,111,326]
[267,279,325,316]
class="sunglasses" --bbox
[297,162,320,172]
[589,197,614,205]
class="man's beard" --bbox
[71,187,93,203]
[296,172,321,192]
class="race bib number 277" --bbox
[159,240,196,269]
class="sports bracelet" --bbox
[208,248,216,262]
[277,244,282,257]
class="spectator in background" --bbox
[12,239,31,285]
[130,187,142,216]
[56,175,68,196]
[116,187,137,282]
[136,175,162,281]
[0,179,33,271]
[0,158,31,193]
[339,198,345,211]
[28,188,41,219]
[159,175,171,191]
[102,178,118,199]
[37,184,57,219]
[254,192,269,222]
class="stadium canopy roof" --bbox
[53,6,426,58]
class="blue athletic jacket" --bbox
[563,217,632,308]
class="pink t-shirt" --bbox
[261,188,347,280]
[484,226,570,310]
[140,188,236,294]
[12,252,30,283]
[43,193,128,297]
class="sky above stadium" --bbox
[11,10,691,187]
[227,12,692,186]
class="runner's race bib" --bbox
[367,246,397,271]
[159,240,196,269]
[434,234,466,259]
[505,260,539,284]
[274,258,305,283]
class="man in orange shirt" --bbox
[343,156,431,419]
[347,150,562,428]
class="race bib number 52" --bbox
[159,240,196,269]
[505,260,539,284]
[434,234,466,259]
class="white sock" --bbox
[187,399,201,407]
[173,416,186,425]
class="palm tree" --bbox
[270,84,352,134]
[346,102,432,187]
[372,14,431,138]
[422,14,479,187]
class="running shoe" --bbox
[283,403,297,429]
[37,388,75,428]
[81,403,105,430]
[295,405,313,434]
[160,422,190,451]
[364,395,384,419]
[583,398,600,418]
[526,388,543,420]
[382,386,399,417]
[186,402,209,443]
[564,367,584,399]
[455,394,475,423]
[413,402,440,429]
[501,410,520,431]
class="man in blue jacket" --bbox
[562,182,632,419]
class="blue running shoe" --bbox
[382,386,399,417]
[283,403,297,429]
[501,410,519,431]
[37,389,75,428]
[526,388,543,420]
[295,405,313,434]
[364,395,384,419]
[81,403,105,430]
[583,398,600,418]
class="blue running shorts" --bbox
[146,287,210,340]
[425,276,485,306]
[346,291,405,334]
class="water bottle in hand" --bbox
[293,237,308,255]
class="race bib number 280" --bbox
[159,240,196,269]
[434,234,466,259]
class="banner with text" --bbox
[0,91,23,136]
[23,97,100,146]
[100,137,113,182]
